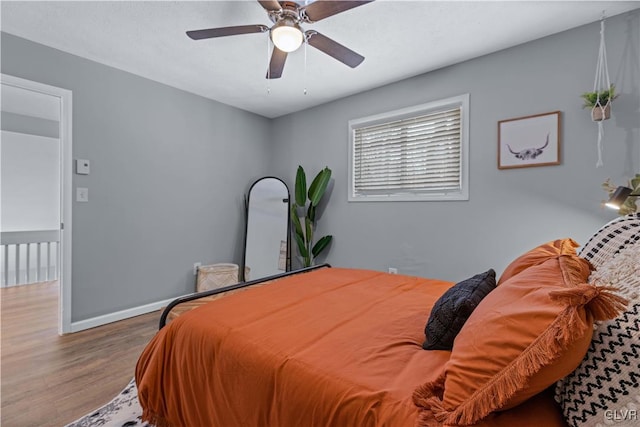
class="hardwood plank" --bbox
[1,281,160,426]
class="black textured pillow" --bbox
[422,269,497,351]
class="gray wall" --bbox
[270,10,640,282]
[1,33,272,321]
[1,10,638,322]
[1,131,60,232]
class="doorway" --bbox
[0,73,72,334]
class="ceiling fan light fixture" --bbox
[271,19,303,52]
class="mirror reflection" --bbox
[242,177,290,281]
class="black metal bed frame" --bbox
[158,263,331,329]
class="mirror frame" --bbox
[241,176,291,281]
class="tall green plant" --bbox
[291,166,333,267]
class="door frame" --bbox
[1,73,73,334]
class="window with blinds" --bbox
[349,94,469,202]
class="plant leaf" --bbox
[581,84,618,108]
[312,235,333,258]
[291,206,303,238]
[308,167,332,207]
[305,216,313,247]
[307,204,316,223]
[295,166,306,206]
[294,232,308,258]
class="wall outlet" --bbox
[388,267,398,274]
[193,262,201,275]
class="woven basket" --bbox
[197,263,246,292]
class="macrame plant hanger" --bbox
[592,13,612,167]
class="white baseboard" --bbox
[68,295,185,333]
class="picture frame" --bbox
[498,111,561,169]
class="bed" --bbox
[136,214,639,427]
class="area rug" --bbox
[64,379,154,427]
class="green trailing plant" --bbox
[291,166,333,267]
[581,84,618,108]
[602,174,640,215]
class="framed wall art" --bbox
[498,111,561,169]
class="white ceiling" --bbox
[2,1,639,118]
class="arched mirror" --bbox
[241,177,290,281]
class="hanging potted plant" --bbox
[581,84,618,121]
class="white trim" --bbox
[1,74,73,335]
[348,93,470,202]
[69,296,186,333]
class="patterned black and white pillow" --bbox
[556,242,640,427]
[578,213,640,269]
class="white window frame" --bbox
[348,94,469,202]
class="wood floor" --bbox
[1,281,160,426]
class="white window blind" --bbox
[349,94,469,202]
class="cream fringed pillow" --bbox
[589,243,640,301]
[412,253,627,427]
[555,243,640,427]
[578,213,640,270]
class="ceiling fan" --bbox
[186,0,374,79]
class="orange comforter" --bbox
[136,268,567,427]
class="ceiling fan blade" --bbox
[186,24,269,40]
[305,31,364,68]
[267,47,288,79]
[257,0,282,12]
[302,0,374,22]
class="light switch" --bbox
[76,159,90,175]
[76,187,89,202]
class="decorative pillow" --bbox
[589,242,640,301]
[578,213,640,270]
[413,254,627,427]
[556,243,640,427]
[422,269,497,351]
[498,238,580,285]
